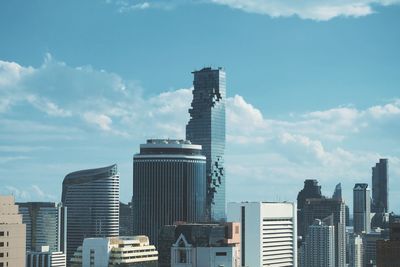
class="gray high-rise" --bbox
[17,202,66,253]
[353,183,371,234]
[132,139,207,246]
[186,67,226,221]
[372,159,388,213]
[61,164,119,265]
[302,198,346,267]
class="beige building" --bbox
[70,236,158,267]
[0,195,26,267]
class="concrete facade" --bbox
[227,202,297,267]
[0,195,26,267]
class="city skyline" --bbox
[1,1,400,214]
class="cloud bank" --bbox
[1,56,399,211]
[108,0,400,20]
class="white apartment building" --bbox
[227,202,297,267]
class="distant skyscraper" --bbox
[302,198,346,267]
[348,235,363,267]
[227,202,297,267]
[186,67,226,221]
[132,139,207,246]
[300,219,335,267]
[18,202,66,253]
[376,215,400,267]
[332,183,342,201]
[353,183,371,234]
[297,179,323,238]
[362,228,384,267]
[61,164,119,265]
[119,201,133,236]
[0,195,26,267]
[372,159,388,213]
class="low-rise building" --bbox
[70,236,158,267]
[26,246,66,267]
[158,222,241,267]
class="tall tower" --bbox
[297,179,324,238]
[61,164,119,265]
[372,159,388,213]
[301,219,335,267]
[353,183,371,234]
[132,139,207,246]
[186,67,226,221]
[302,198,346,267]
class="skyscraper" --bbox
[372,159,388,213]
[0,195,26,267]
[353,183,371,234]
[300,219,335,267]
[302,198,346,267]
[227,202,297,267]
[61,164,119,265]
[332,183,342,201]
[18,202,66,253]
[348,235,363,267]
[132,139,207,246]
[186,67,226,221]
[297,179,324,238]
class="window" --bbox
[178,250,187,263]
[0,232,4,236]
[0,263,3,267]
[216,252,227,256]
[0,253,3,257]
[0,242,4,247]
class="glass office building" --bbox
[186,67,226,221]
[61,164,119,265]
[18,202,65,253]
[132,139,206,246]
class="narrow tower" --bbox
[186,67,226,221]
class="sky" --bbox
[0,0,399,213]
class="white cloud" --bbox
[83,112,113,131]
[209,0,400,20]
[1,55,400,211]
[108,0,400,20]
[1,185,56,202]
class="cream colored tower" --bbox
[0,195,26,267]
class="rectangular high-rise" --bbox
[300,219,335,267]
[372,159,388,213]
[0,195,26,267]
[186,67,226,221]
[353,184,371,234]
[227,202,297,267]
[302,198,346,267]
[17,202,66,253]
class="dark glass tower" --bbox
[186,67,226,221]
[353,183,371,234]
[372,159,388,213]
[132,139,207,246]
[297,179,324,238]
[61,164,119,265]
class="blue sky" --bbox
[0,0,399,213]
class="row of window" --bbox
[0,232,9,237]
